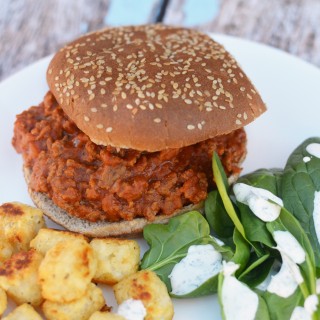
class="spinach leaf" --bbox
[212,153,265,256]
[238,168,283,195]
[170,275,220,299]
[262,289,303,320]
[212,153,245,237]
[239,254,275,288]
[235,169,282,247]
[231,228,250,274]
[237,202,275,248]
[141,211,233,295]
[205,190,234,240]
[281,137,320,268]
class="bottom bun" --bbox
[23,166,204,237]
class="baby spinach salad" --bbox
[141,137,320,319]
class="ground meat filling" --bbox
[13,92,247,222]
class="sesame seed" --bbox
[154,118,161,123]
[243,112,248,120]
[121,92,127,99]
[240,87,246,92]
[106,127,113,133]
[96,124,103,129]
[185,99,192,104]
[236,119,242,125]
[91,108,97,113]
[187,124,195,130]
[126,104,133,110]
[84,116,90,122]
[101,104,107,108]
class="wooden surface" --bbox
[1,0,320,81]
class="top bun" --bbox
[47,25,266,152]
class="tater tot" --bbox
[39,238,97,303]
[0,287,7,316]
[0,202,45,254]
[0,249,43,306]
[114,270,174,320]
[42,283,105,320]
[90,238,140,285]
[2,303,43,320]
[89,311,126,320]
[30,228,88,256]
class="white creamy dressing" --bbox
[313,191,320,247]
[304,294,319,315]
[267,251,304,298]
[169,244,222,295]
[221,270,259,320]
[233,183,283,222]
[290,295,318,320]
[290,306,311,320]
[316,278,320,294]
[255,260,281,291]
[117,299,147,320]
[222,261,239,277]
[303,156,311,163]
[306,143,320,158]
[273,230,306,264]
[213,236,225,246]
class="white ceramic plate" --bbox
[1,34,320,319]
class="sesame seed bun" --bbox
[47,25,266,152]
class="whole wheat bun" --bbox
[47,25,266,152]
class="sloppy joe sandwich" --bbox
[12,25,266,236]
